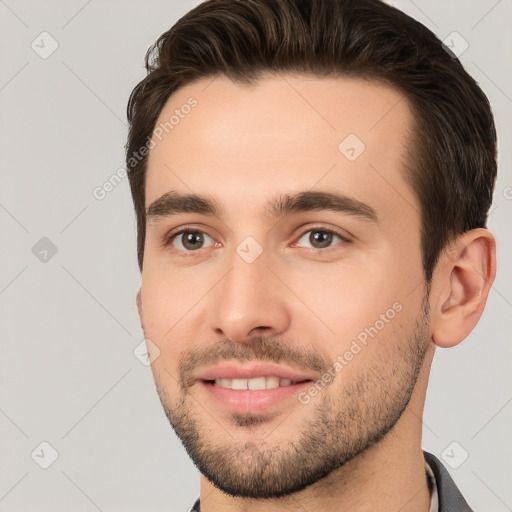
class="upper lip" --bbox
[196,362,316,382]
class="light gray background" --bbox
[0,1,510,511]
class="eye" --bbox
[294,228,347,250]
[168,230,216,252]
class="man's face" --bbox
[138,74,432,498]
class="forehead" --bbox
[145,74,417,225]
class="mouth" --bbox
[195,363,316,415]
[204,376,311,390]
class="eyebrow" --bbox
[146,190,378,224]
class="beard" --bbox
[152,294,431,499]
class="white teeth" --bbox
[248,377,266,390]
[266,376,280,389]
[232,378,247,390]
[213,376,299,390]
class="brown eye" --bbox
[171,231,214,251]
[296,229,346,250]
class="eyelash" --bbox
[162,225,351,256]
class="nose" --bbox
[209,247,291,343]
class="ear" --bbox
[136,288,144,331]
[431,228,496,348]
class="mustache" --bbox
[178,337,331,389]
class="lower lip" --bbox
[200,381,312,415]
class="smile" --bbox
[211,376,306,390]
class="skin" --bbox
[136,74,496,512]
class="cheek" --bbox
[141,291,185,403]
[141,258,204,337]
[140,267,194,376]
[284,259,404,345]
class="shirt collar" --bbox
[426,458,440,512]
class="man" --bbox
[125,0,497,510]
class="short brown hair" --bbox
[126,0,497,281]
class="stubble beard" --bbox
[153,298,431,499]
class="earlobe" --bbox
[432,229,496,348]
